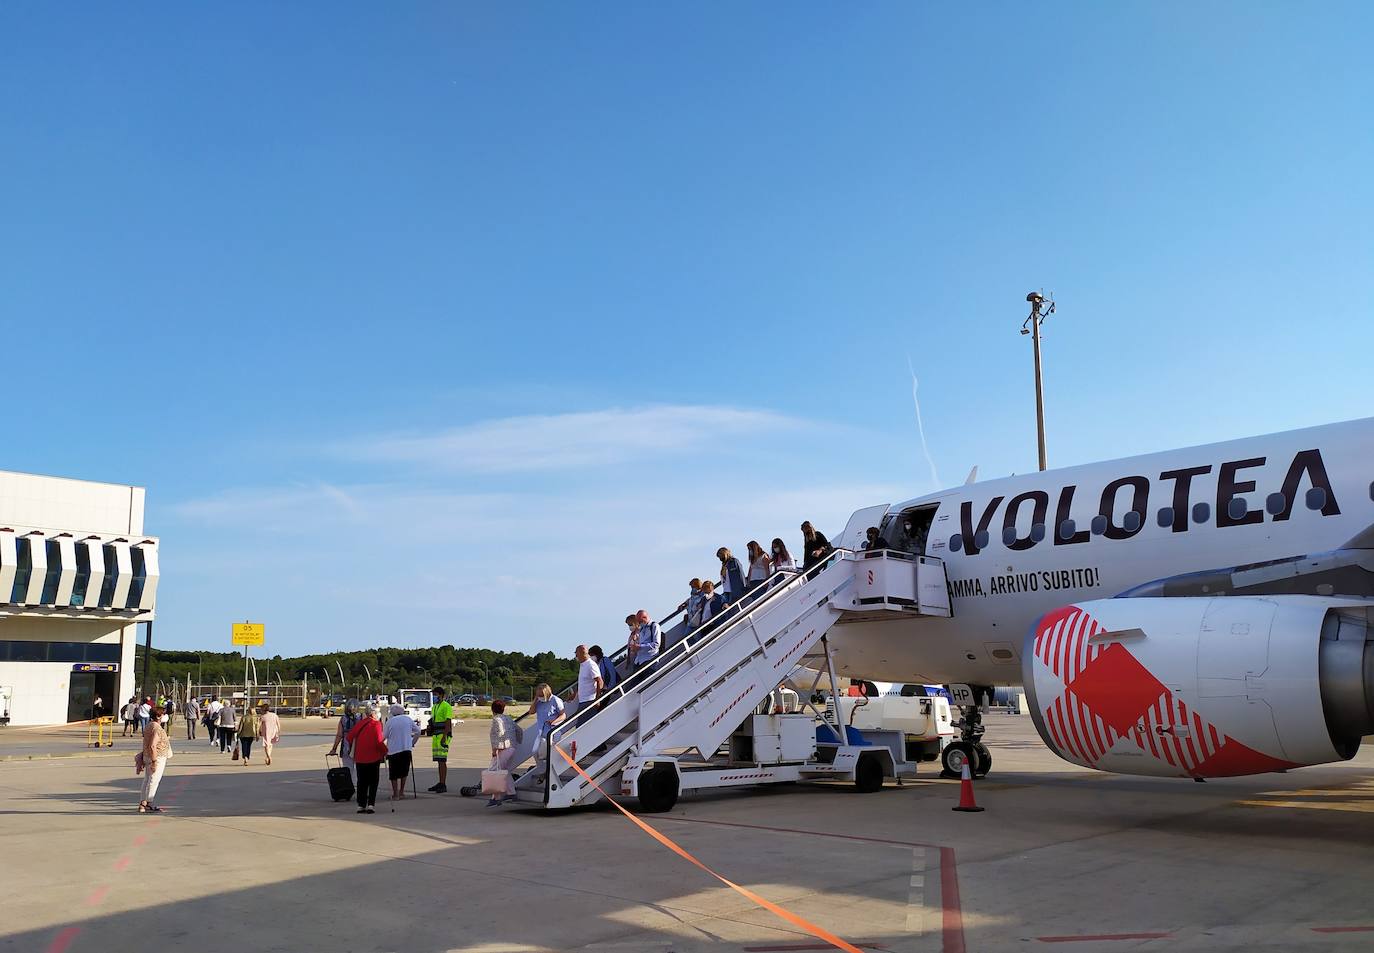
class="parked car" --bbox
[498,695,515,704]
[456,694,477,705]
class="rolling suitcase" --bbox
[326,755,354,802]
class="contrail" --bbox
[907,356,942,489]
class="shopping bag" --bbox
[481,767,510,796]
[232,745,240,761]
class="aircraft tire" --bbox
[941,741,983,779]
[973,743,992,779]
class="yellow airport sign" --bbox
[232,623,265,646]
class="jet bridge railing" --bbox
[539,550,853,802]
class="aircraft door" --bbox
[838,504,890,551]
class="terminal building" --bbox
[0,470,158,726]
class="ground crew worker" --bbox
[427,687,453,794]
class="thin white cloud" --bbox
[336,405,806,473]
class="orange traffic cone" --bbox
[951,762,984,812]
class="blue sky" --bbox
[3,4,1371,656]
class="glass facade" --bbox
[40,540,62,604]
[71,544,91,606]
[11,538,33,602]
[0,640,120,663]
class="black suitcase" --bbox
[326,756,354,802]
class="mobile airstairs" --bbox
[500,549,953,811]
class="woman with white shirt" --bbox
[487,700,520,807]
[746,540,772,590]
[770,538,796,572]
[383,703,420,800]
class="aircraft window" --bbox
[1369,481,1374,502]
[1265,492,1287,516]
[1090,515,1107,536]
[1122,510,1142,533]
[1227,497,1248,521]
[1306,487,1327,510]
[1192,501,1211,524]
[1156,507,1173,528]
[949,534,963,553]
[1002,526,1017,546]
[1058,519,1077,541]
[1031,522,1046,542]
[973,530,990,550]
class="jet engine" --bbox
[1021,596,1374,778]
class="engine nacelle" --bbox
[1022,596,1374,778]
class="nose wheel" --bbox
[942,694,992,779]
[941,741,990,779]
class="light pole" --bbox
[1021,291,1055,471]
[475,661,490,700]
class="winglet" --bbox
[964,465,979,486]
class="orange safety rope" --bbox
[555,746,865,953]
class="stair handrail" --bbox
[512,591,695,727]
[540,549,854,798]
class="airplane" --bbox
[824,415,1374,782]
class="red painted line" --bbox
[85,884,110,906]
[132,834,148,847]
[112,856,131,872]
[46,926,82,953]
[1311,926,1374,934]
[939,846,965,953]
[743,943,887,952]
[659,817,965,953]
[1036,933,1171,943]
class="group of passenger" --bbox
[676,522,835,633]
[327,699,426,812]
[186,695,283,765]
[121,694,175,736]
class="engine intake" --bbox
[1022,596,1374,778]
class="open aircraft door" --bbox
[837,504,890,551]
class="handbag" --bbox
[232,745,240,761]
[134,751,145,774]
[481,758,510,796]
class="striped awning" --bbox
[0,527,158,618]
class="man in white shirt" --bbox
[207,697,223,747]
[574,644,603,716]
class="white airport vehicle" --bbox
[394,688,436,731]
[826,683,955,768]
[496,417,1374,811]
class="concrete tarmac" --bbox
[1,713,1371,952]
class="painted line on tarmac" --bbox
[44,926,82,953]
[742,943,889,951]
[657,817,965,953]
[1035,933,1171,943]
[905,850,926,935]
[1312,926,1374,933]
[84,885,109,907]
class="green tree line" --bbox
[134,644,579,701]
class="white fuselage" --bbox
[829,417,1374,686]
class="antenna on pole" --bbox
[1020,290,1054,471]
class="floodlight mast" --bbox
[1021,291,1055,471]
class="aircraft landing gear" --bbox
[942,693,991,779]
